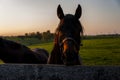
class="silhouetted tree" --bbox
[42,30,53,41]
[23,30,54,41]
[25,33,28,37]
[36,32,42,40]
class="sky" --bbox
[0,0,120,36]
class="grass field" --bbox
[1,37,120,65]
[29,37,120,65]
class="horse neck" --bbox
[48,41,63,64]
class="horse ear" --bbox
[57,4,64,20]
[75,4,82,19]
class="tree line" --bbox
[17,30,54,41]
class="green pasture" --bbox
[29,37,120,65]
[0,37,120,65]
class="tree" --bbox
[42,30,53,41]
[36,32,42,40]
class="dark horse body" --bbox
[48,4,83,65]
[0,38,48,64]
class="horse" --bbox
[32,48,49,63]
[0,38,49,64]
[48,4,83,65]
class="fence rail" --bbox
[0,64,120,80]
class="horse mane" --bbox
[0,37,22,49]
[48,34,63,64]
[6,40,22,49]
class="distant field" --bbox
[1,37,120,65]
[29,37,120,65]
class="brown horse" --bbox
[0,38,49,64]
[48,4,83,65]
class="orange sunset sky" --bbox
[0,0,120,36]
